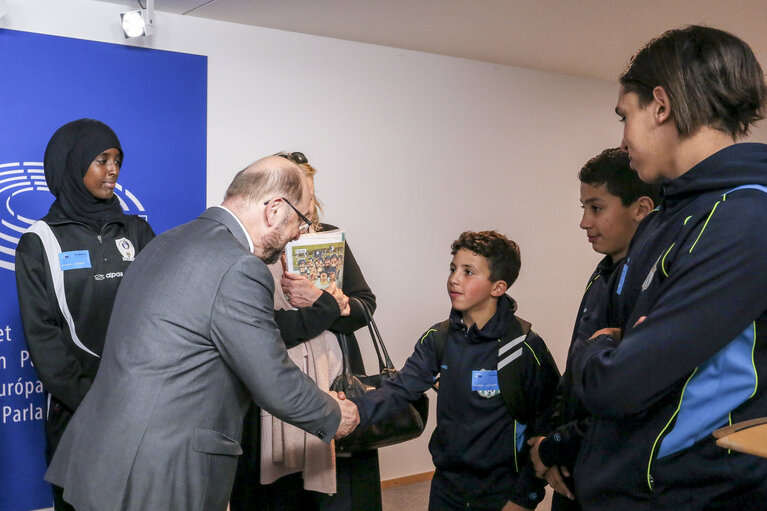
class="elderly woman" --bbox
[15,119,155,511]
[231,152,381,511]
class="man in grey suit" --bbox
[45,156,359,511]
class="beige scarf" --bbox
[259,262,343,494]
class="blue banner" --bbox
[0,29,207,511]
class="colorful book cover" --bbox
[285,229,346,290]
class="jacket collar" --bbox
[43,207,127,230]
[448,294,518,343]
[661,143,767,213]
[201,206,253,252]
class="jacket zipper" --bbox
[96,233,109,263]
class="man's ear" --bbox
[633,196,655,221]
[263,198,281,227]
[491,280,509,297]
[652,86,673,125]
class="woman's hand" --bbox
[326,283,351,316]
[281,272,322,307]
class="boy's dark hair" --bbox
[451,231,521,287]
[620,25,767,138]
[579,148,661,206]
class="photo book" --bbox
[285,229,346,290]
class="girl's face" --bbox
[83,148,121,199]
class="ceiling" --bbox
[99,0,767,82]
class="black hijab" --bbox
[44,119,124,230]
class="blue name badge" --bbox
[471,370,499,391]
[59,250,91,271]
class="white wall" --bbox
[4,0,767,481]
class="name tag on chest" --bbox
[59,250,91,270]
[471,370,499,391]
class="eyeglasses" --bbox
[276,152,308,165]
[264,197,312,234]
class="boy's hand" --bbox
[589,327,621,341]
[588,318,642,342]
[526,436,548,478]
[501,501,532,511]
[544,466,574,500]
[526,436,575,499]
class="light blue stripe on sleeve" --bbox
[515,421,527,451]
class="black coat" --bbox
[231,224,380,511]
[273,223,375,373]
[15,212,154,459]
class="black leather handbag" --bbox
[331,299,429,453]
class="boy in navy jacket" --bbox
[353,231,559,510]
[528,148,659,510]
[570,26,767,510]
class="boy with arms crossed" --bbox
[529,148,659,510]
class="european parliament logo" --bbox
[0,161,148,272]
[0,28,207,511]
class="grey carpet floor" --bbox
[382,479,431,510]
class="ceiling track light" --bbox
[121,0,154,39]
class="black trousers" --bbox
[428,472,508,511]
[46,398,76,511]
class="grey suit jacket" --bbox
[46,207,341,511]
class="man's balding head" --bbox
[221,155,311,263]
[224,156,304,206]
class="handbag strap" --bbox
[353,298,396,373]
[336,332,358,386]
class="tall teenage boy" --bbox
[571,26,767,510]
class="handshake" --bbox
[329,391,360,439]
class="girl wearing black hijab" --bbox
[15,119,155,511]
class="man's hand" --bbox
[501,501,532,511]
[527,436,548,478]
[326,283,350,316]
[330,391,359,439]
[281,271,322,308]
[544,465,574,500]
